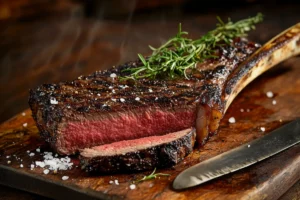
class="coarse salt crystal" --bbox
[129,184,136,190]
[109,86,113,89]
[36,148,40,153]
[22,112,26,116]
[110,73,117,78]
[248,145,251,148]
[120,98,125,103]
[240,109,244,112]
[112,89,116,93]
[97,93,101,96]
[62,176,69,180]
[111,98,117,102]
[266,91,274,98]
[135,97,140,101]
[27,150,30,153]
[272,100,277,105]
[109,180,114,184]
[114,180,119,185]
[29,153,35,157]
[7,160,11,164]
[228,117,236,124]
[50,97,58,105]
[155,97,158,101]
[20,164,23,168]
[260,127,266,132]
[43,169,50,174]
[36,161,46,168]
[6,155,10,159]
[149,89,153,93]
[23,123,28,127]
[30,164,35,169]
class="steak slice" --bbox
[80,128,196,173]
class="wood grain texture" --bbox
[0,55,299,199]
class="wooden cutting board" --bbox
[0,57,300,200]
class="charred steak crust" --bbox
[28,38,259,155]
[80,129,196,173]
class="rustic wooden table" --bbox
[0,1,299,199]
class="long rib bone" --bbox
[196,23,300,145]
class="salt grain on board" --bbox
[115,180,119,185]
[260,127,266,132]
[43,169,50,174]
[23,123,28,127]
[22,112,26,116]
[62,176,69,181]
[272,100,277,105]
[129,184,136,190]
[228,117,236,123]
[29,153,35,157]
[266,91,274,98]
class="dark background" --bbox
[0,0,299,199]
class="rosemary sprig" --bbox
[134,168,170,183]
[122,13,263,80]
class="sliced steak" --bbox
[29,38,258,155]
[80,128,196,173]
[29,23,300,175]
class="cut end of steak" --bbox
[80,128,196,173]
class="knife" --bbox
[173,118,300,190]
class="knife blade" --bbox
[173,118,300,190]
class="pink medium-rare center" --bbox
[56,106,196,154]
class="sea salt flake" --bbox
[7,160,11,164]
[111,98,117,102]
[109,86,113,89]
[36,148,40,152]
[240,109,244,112]
[6,155,10,159]
[129,184,136,190]
[112,89,116,93]
[29,153,35,157]
[109,180,114,184]
[36,161,46,168]
[260,127,266,132]
[266,91,274,98]
[22,112,26,116]
[228,117,236,124]
[248,145,251,148]
[62,176,69,180]
[43,169,50,174]
[272,100,277,105]
[110,73,117,78]
[120,98,125,103]
[149,89,153,93]
[20,164,23,168]
[114,180,119,185]
[135,97,140,101]
[50,97,58,105]
[97,93,101,96]
[23,123,28,127]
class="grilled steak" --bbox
[29,23,300,172]
[80,128,196,173]
[29,38,258,155]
